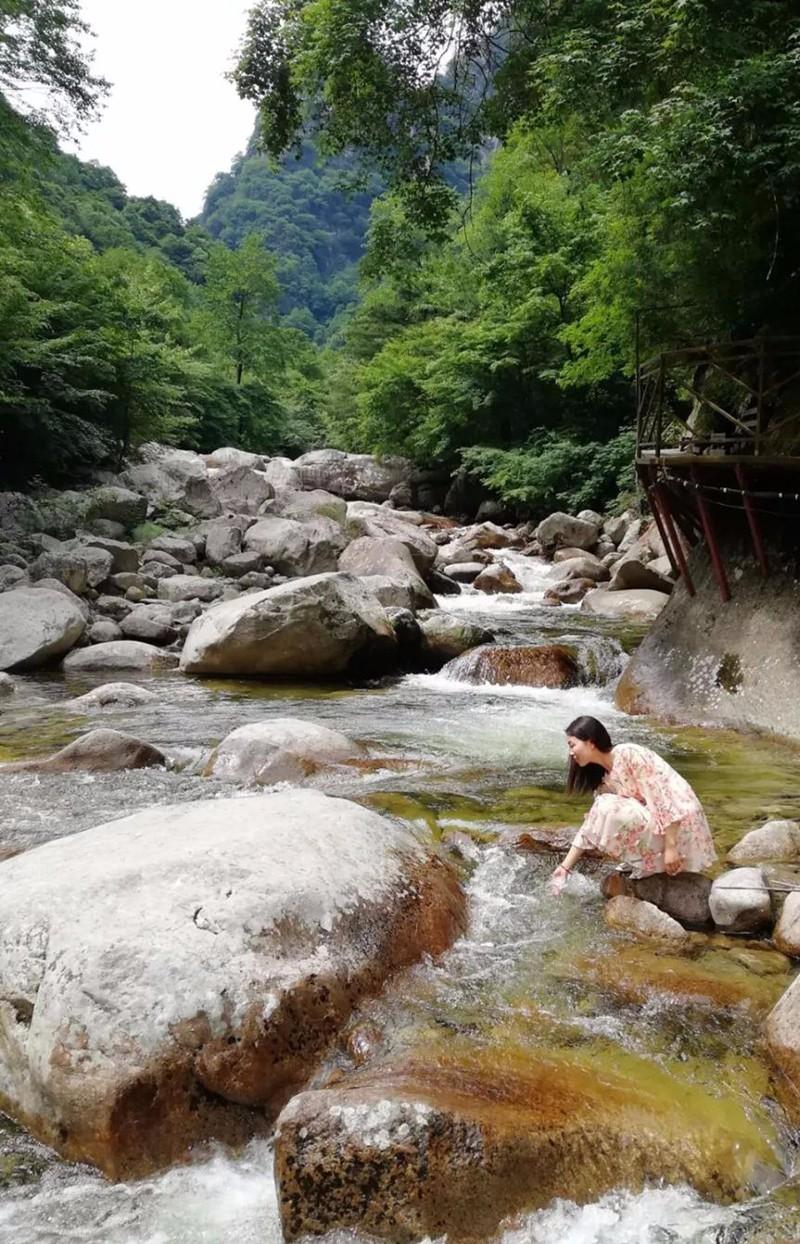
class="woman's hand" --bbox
[549,864,570,896]
[664,843,683,876]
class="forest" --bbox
[2,0,798,516]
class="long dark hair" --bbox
[565,716,613,795]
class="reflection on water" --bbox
[0,557,798,1243]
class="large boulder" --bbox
[66,683,160,709]
[264,488,347,527]
[83,486,147,531]
[204,719,363,784]
[261,457,301,492]
[204,521,243,567]
[0,728,165,774]
[180,572,397,678]
[120,605,179,645]
[339,538,434,610]
[208,464,274,515]
[472,563,522,595]
[607,557,674,594]
[0,492,44,536]
[148,533,197,564]
[244,516,346,577]
[63,641,179,673]
[293,450,413,503]
[122,444,220,518]
[275,1049,776,1241]
[157,575,226,604]
[766,973,800,1121]
[773,892,800,957]
[603,871,712,928]
[78,536,139,575]
[0,790,466,1176]
[0,588,85,671]
[580,588,670,621]
[536,512,599,553]
[728,820,800,865]
[416,615,493,669]
[441,644,579,689]
[604,895,690,944]
[548,556,609,584]
[205,447,265,471]
[345,503,437,575]
[709,868,772,933]
[28,549,89,595]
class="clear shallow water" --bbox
[0,556,798,1242]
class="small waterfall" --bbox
[442,636,626,689]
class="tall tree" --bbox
[0,0,106,129]
[196,233,281,387]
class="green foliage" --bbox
[0,0,107,129]
[461,431,636,516]
[193,233,280,386]
[200,140,377,339]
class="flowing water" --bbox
[0,556,798,1243]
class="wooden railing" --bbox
[636,337,800,459]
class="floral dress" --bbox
[571,742,717,878]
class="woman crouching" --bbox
[550,715,717,896]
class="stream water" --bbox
[0,552,798,1243]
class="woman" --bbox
[549,716,716,896]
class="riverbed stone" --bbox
[244,516,346,577]
[0,588,86,671]
[602,871,713,928]
[709,868,772,933]
[536,512,599,553]
[84,486,147,531]
[88,619,123,644]
[264,487,347,526]
[345,503,437,575]
[180,572,397,678]
[294,450,413,503]
[157,575,226,604]
[28,549,89,596]
[65,543,114,588]
[543,577,595,605]
[766,972,800,1122]
[63,640,179,672]
[274,1046,776,1242]
[0,565,26,591]
[607,557,674,594]
[0,790,465,1177]
[79,537,139,575]
[441,643,579,689]
[580,588,670,621]
[122,444,220,518]
[120,605,179,645]
[204,719,363,785]
[472,562,522,594]
[415,615,493,669]
[772,892,800,957]
[604,895,690,944]
[551,556,609,584]
[208,464,274,514]
[0,728,165,774]
[66,683,160,709]
[204,521,243,566]
[339,537,434,609]
[728,821,800,865]
[205,447,265,471]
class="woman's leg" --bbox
[550,795,650,893]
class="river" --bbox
[0,552,797,1243]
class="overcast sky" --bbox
[71,1,257,219]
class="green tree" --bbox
[196,233,281,389]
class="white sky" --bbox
[70,1,257,219]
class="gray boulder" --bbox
[0,790,465,1176]
[294,450,413,503]
[608,558,674,594]
[766,973,800,1122]
[205,447,265,471]
[443,562,485,583]
[148,533,197,564]
[204,521,243,566]
[66,542,114,588]
[773,892,800,957]
[66,683,159,709]
[84,486,147,530]
[0,492,43,535]
[580,588,670,621]
[0,728,165,774]
[339,537,434,609]
[604,896,690,944]
[204,719,362,784]
[728,821,800,865]
[88,619,123,644]
[122,444,220,518]
[29,549,89,595]
[180,572,397,678]
[536,512,599,553]
[264,487,347,526]
[261,456,301,491]
[221,551,264,578]
[120,605,179,645]
[78,536,139,575]
[472,563,522,594]
[709,867,772,932]
[603,515,629,546]
[345,503,437,574]
[244,516,346,577]
[417,614,494,668]
[0,588,86,670]
[549,556,609,584]
[157,575,226,604]
[63,641,179,672]
[208,464,274,515]
[0,565,26,591]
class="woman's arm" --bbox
[663,821,683,875]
